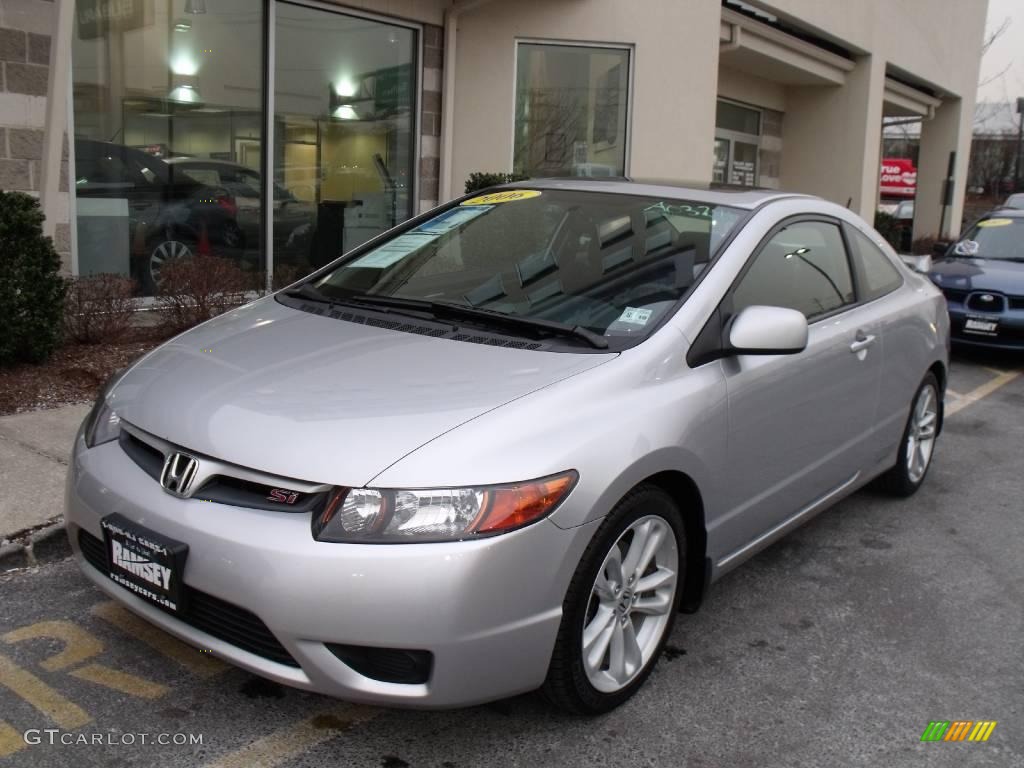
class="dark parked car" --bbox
[928,208,1024,350]
[74,139,242,292]
[165,158,315,267]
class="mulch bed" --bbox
[0,327,172,416]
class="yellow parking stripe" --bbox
[0,720,26,759]
[70,663,170,699]
[3,620,104,672]
[0,652,90,729]
[91,601,228,678]
[205,704,380,768]
[946,371,1021,417]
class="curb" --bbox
[0,520,72,573]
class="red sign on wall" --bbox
[880,158,917,198]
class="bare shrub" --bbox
[63,274,138,344]
[911,235,942,255]
[156,254,250,333]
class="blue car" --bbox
[928,208,1024,350]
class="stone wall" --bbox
[0,0,69,269]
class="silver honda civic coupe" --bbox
[66,180,949,713]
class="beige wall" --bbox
[717,66,786,113]
[447,0,722,197]
[762,0,986,101]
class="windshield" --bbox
[311,189,745,345]
[952,217,1024,261]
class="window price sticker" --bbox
[618,306,653,326]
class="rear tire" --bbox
[876,372,940,497]
[543,485,685,714]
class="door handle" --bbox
[849,331,876,353]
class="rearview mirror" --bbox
[728,305,808,355]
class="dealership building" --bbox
[0,0,987,293]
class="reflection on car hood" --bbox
[929,257,1024,296]
[111,297,615,486]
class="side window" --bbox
[846,226,903,301]
[732,220,855,320]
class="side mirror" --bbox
[728,305,808,356]
[900,253,932,274]
[931,240,952,257]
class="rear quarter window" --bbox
[846,225,903,302]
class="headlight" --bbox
[83,375,123,449]
[312,471,578,543]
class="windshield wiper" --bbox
[341,293,610,350]
[282,282,333,304]
[433,301,609,349]
[282,286,609,350]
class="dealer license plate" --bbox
[964,317,999,336]
[101,514,188,613]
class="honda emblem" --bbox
[160,452,199,498]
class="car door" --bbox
[714,218,883,565]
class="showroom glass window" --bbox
[71,0,264,296]
[514,43,630,178]
[275,3,417,279]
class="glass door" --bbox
[713,139,729,184]
[274,2,417,280]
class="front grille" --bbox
[78,529,299,668]
[941,288,968,304]
[195,476,329,514]
[119,431,164,481]
[1009,296,1024,311]
[119,426,329,514]
[965,292,1007,313]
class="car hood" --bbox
[111,297,615,486]
[930,257,1024,295]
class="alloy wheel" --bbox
[150,239,193,287]
[906,383,938,483]
[581,515,678,693]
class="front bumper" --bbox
[947,304,1024,350]
[65,432,597,708]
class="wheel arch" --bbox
[927,360,946,436]
[639,470,709,614]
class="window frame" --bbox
[511,38,636,178]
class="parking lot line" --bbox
[69,662,169,699]
[0,652,90,730]
[0,720,26,758]
[204,704,380,768]
[946,370,1021,417]
[91,601,228,678]
[3,620,103,672]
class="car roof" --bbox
[985,207,1024,218]
[165,157,250,171]
[501,177,814,210]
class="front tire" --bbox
[543,485,685,714]
[876,372,940,497]
[144,236,195,294]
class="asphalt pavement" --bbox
[0,350,1021,768]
